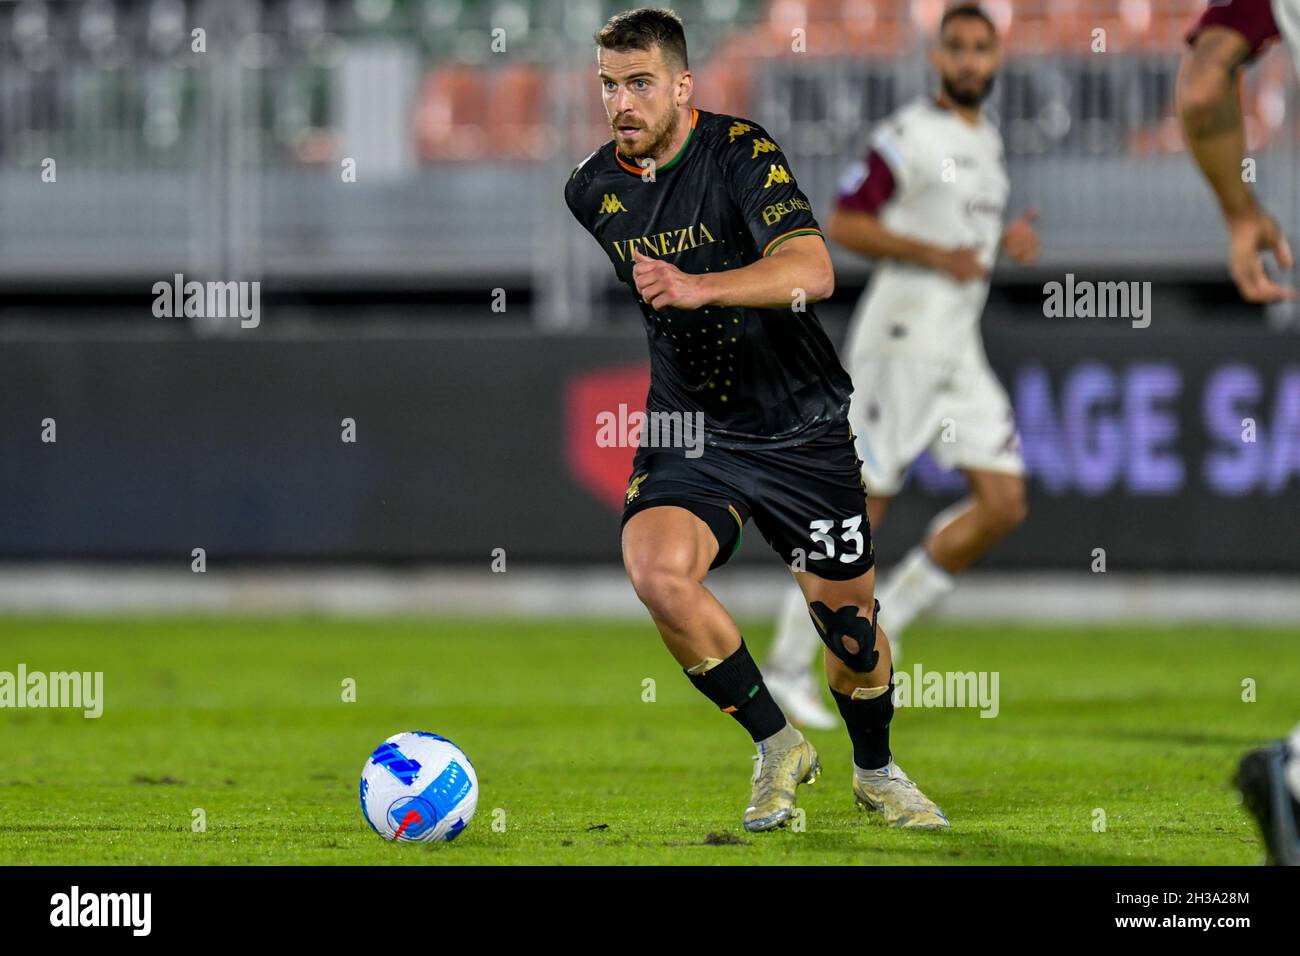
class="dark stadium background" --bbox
[2,0,1299,581]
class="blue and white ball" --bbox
[360,731,478,843]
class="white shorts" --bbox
[848,353,1024,497]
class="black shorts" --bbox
[620,422,875,581]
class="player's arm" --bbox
[633,234,833,311]
[826,149,986,282]
[826,207,986,282]
[1178,6,1294,301]
[632,126,836,311]
[1179,26,1261,223]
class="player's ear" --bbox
[675,69,693,107]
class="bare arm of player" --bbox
[1179,26,1295,302]
[825,207,987,283]
[630,234,834,311]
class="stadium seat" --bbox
[1000,0,1075,56]
[415,63,489,160]
[486,63,554,160]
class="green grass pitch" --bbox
[0,615,1294,865]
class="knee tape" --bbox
[808,599,881,673]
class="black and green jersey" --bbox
[564,107,853,450]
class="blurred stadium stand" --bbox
[2,0,1298,327]
[5,1,1300,596]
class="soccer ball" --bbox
[359,731,478,842]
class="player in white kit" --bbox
[1180,0,1300,866]
[764,4,1039,728]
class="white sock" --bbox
[766,584,819,677]
[758,720,804,753]
[854,758,895,781]
[876,546,954,643]
[1286,723,1300,803]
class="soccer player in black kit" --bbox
[565,7,947,831]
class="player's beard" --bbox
[941,73,995,109]
[614,105,679,162]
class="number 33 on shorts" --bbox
[807,515,869,564]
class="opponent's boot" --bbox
[1234,741,1300,866]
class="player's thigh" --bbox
[620,448,750,581]
[621,505,719,588]
[750,426,875,579]
[849,355,948,497]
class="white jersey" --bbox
[839,97,1008,367]
[1274,0,1300,68]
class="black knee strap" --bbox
[808,599,881,673]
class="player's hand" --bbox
[1227,208,1296,303]
[631,247,710,311]
[1001,206,1040,265]
[927,245,989,283]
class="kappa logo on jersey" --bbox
[751,137,779,159]
[763,164,792,189]
[626,472,649,503]
[727,121,755,142]
[599,193,627,215]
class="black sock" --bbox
[831,680,894,771]
[685,640,787,742]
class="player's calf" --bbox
[685,642,788,744]
[831,665,894,774]
[798,574,949,828]
[624,507,816,831]
[806,595,895,770]
[685,644,819,832]
[971,476,1027,539]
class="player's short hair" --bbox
[595,8,689,71]
[939,3,997,39]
